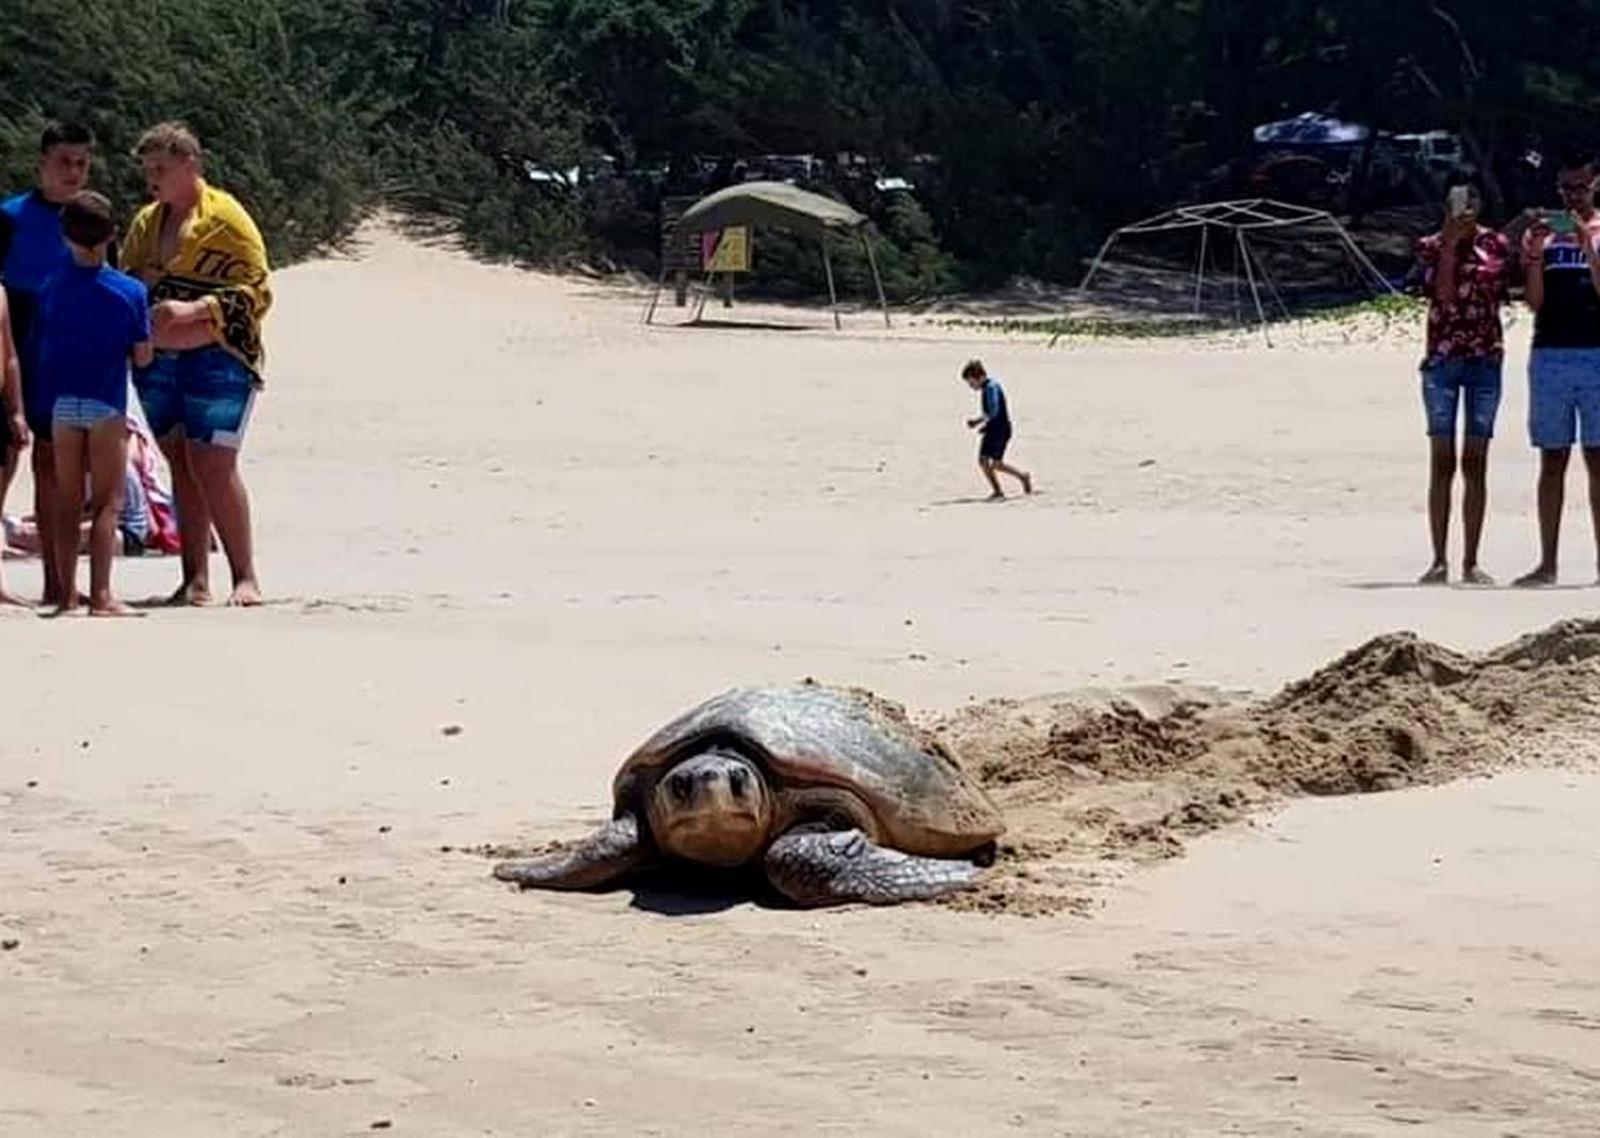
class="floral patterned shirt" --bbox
[1415,228,1511,364]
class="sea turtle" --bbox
[493,683,1005,907]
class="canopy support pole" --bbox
[1193,223,1209,315]
[644,262,668,325]
[821,240,840,330]
[692,266,715,322]
[1234,229,1272,347]
[860,231,891,329]
[1240,234,1291,321]
[1327,222,1400,295]
[1078,232,1121,292]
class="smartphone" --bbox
[1546,212,1578,235]
[1447,185,1473,218]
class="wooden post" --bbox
[821,240,840,330]
[861,231,890,329]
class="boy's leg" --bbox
[188,442,260,606]
[84,417,136,615]
[1459,437,1491,584]
[157,430,213,604]
[994,460,1033,494]
[176,350,261,606]
[49,428,87,612]
[1514,447,1569,586]
[1421,437,1456,584]
[32,439,63,605]
[0,438,22,604]
[978,457,1003,499]
[1584,447,1600,583]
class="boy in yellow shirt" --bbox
[122,122,271,606]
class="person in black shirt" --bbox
[1515,152,1600,587]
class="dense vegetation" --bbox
[5,1,1600,297]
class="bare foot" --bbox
[1460,565,1495,587]
[45,595,83,618]
[985,491,1005,501]
[228,580,263,607]
[164,581,212,607]
[1417,562,1448,585]
[0,588,30,608]
[1020,472,1034,494]
[90,599,146,618]
[1513,565,1557,588]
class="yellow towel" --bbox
[121,180,272,382]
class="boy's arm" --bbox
[1521,225,1550,311]
[1,302,24,443]
[129,289,154,369]
[1577,219,1600,298]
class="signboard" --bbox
[659,195,701,274]
[701,226,751,273]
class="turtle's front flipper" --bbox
[764,828,984,907]
[493,813,644,890]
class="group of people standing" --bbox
[0,120,270,613]
[1416,151,1600,587]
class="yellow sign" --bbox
[701,226,751,272]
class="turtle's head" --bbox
[649,748,773,867]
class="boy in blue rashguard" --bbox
[37,191,152,616]
[962,358,1032,500]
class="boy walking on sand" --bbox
[961,359,1032,500]
[37,191,152,616]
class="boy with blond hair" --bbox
[122,121,271,606]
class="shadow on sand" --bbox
[1343,580,1594,592]
[616,865,785,915]
[678,317,815,333]
[928,490,1044,507]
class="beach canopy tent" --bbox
[645,180,890,329]
[1077,199,1398,342]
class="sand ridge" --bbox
[929,617,1600,914]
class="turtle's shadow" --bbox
[620,864,787,915]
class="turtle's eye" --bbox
[727,768,749,798]
[669,770,695,803]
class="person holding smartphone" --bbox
[1412,181,1511,585]
[1516,151,1600,587]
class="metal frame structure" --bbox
[1077,199,1399,344]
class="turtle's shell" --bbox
[614,684,1004,856]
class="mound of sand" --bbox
[928,617,1600,915]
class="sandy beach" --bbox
[2,222,1597,1135]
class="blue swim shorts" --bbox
[1420,356,1502,440]
[1528,348,1600,450]
[133,346,258,449]
[52,395,125,431]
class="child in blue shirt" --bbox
[36,191,152,616]
[961,358,1033,500]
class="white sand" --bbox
[2,223,1597,1135]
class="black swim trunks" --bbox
[979,425,1011,461]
